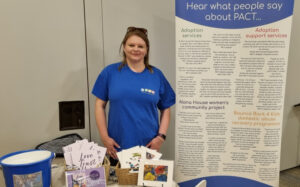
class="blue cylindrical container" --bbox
[0,149,55,187]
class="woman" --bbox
[92,26,175,159]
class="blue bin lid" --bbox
[0,149,54,167]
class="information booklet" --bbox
[65,167,106,187]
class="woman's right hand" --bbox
[102,136,120,159]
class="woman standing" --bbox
[92,27,175,159]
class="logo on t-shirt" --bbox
[141,88,155,95]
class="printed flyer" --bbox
[175,0,294,186]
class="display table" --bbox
[0,157,178,187]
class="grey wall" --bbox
[0,0,90,155]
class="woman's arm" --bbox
[95,98,120,159]
[146,107,171,151]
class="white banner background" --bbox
[175,1,294,186]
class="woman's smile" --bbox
[123,35,147,64]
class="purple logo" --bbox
[89,170,100,180]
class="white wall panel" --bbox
[84,0,105,145]
[0,0,89,155]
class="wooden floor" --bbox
[280,166,300,187]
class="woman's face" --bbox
[123,35,147,64]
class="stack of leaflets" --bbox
[116,146,174,187]
[65,167,106,187]
[116,146,162,173]
[63,139,107,170]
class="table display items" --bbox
[116,146,173,186]
[0,150,55,187]
[65,167,106,187]
[63,139,107,170]
[62,139,109,186]
[138,159,174,187]
[117,146,162,173]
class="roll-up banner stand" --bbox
[175,0,294,187]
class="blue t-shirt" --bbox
[92,62,175,150]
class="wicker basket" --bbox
[102,156,110,182]
[115,162,138,185]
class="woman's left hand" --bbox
[146,136,165,151]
